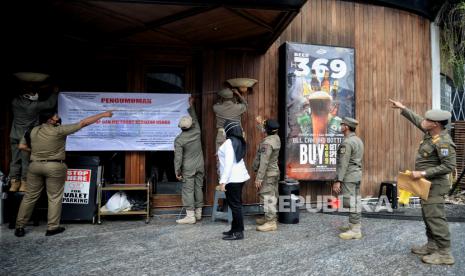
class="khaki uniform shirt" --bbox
[401,108,456,202]
[336,132,364,182]
[253,134,281,181]
[213,101,247,128]
[10,93,58,139]
[26,123,82,161]
[174,106,204,177]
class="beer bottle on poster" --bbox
[303,79,312,97]
[321,70,331,93]
[331,80,339,100]
[310,69,320,91]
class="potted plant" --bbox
[437,0,465,89]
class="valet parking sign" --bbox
[63,169,91,205]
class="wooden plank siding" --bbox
[0,0,433,208]
[201,0,432,204]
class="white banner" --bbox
[63,169,91,205]
[58,92,189,151]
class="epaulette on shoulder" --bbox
[432,135,441,144]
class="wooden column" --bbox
[125,152,146,184]
[125,57,145,184]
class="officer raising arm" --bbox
[390,99,456,265]
[213,88,248,151]
[173,97,205,224]
[9,76,59,193]
[14,110,113,238]
[253,118,281,232]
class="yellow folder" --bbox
[397,171,431,200]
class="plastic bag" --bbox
[104,192,132,213]
[398,189,412,205]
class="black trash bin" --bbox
[61,156,100,223]
[278,179,300,224]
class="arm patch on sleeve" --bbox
[260,144,269,153]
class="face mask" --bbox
[48,117,61,127]
[54,118,62,127]
[23,93,39,101]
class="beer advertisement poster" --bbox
[282,42,355,180]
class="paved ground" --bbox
[1,212,464,276]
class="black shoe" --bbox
[45,227,65,236]
[14,227,25,237]
[222,232,244,240]
[222,230,233,236]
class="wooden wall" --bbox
[1,0,433,207]
[201,0,432,204]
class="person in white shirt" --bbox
[217,120,250,240]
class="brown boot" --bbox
[19,180,27,192]
[339,223,362,240]
[255,217,266,225]
[422,248,455,265]
[338,224,352,232]
[9,179,21,192]
[256,220,277,232]
[176,210,196,224]
[411,240,438,255]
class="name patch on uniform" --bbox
[441,148,449,156]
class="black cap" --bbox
[265,119,280,130]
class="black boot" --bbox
[222,230,233,236]
[45,227,65,236]
[14,227,25,237]
[222,231,244,240]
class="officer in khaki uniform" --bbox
[174,97,204,224]
[333,117,364,240]
[253,119,281,232]
[15,110,113,237]
[390,99,455,265]
[213,88,247,151]
[9,79,58,192]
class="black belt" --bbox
[33,160,65,163]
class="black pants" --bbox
[225,182,245,232]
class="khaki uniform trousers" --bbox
[9,137,30,181]
[16,161,67,230]
[421,200,451,248]
[342,181,361,224]
[259,175,279,222]
[182,170,204,210]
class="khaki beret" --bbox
[341,117,358,128]
[218,88,234,99]
[424,109,451,122]
[178,116,193,129]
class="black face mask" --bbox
[52,118,62,127]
